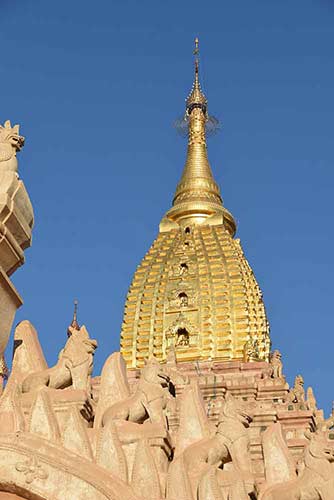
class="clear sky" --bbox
[1,0,333,412]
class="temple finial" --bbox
[164,39,236,235]
[67,299,80,336]
[194,37,199,55]
[187,37,207,108]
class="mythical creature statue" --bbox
[0,120,24,175]
[287,375,305,404]
[269,350,283,378]
[96,355,174,499]
[102,357,173,442]
[21,325,97,394]
[260,430,334,500]
[168,392,255,500]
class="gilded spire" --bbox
[67,299,80,336]
[165,38,236,235]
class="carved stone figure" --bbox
[98,356,174,499]
[102,357,172,440]
[168,392,255,500]
[287,375,305,404]
[21,325,97,393]
[269,350,283,378]
[0,120,24,175]
[260,431,334,500]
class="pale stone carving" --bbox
[28,389,60,441]
[168,391,255,500]
[131,439,162,500]
[1,328,334,500]
[0,120,24,175]
[261,423,296,489]
[269,350,283,379]
[287,375,305,404]
[100,355,174,497]
[15,455,48,484]
[173,382,211,458]
[62,406,93,459]
[95,421,128,480]
[0,121,34,370]
[94,351,130,429]
[102,356,171,436]
[260,430,334,499]
[21,325,97,393]
[165,346,189,385]
[307,387,317,412]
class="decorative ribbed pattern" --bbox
[120,225,270,368]
[120,45,270,368]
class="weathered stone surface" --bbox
[0,120,34,369]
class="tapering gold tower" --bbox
[121,40,270,368]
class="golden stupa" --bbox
[121,40,270,368]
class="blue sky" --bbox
[1,0,333,412]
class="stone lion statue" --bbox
[260,430,334,500]
[269,350,283,378]
[167,392,255,500]
[0,120,24,175]
[287,374,305,404]
[102,357,173,442]
[21,325,98,394]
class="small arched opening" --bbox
[176,327,190,347]
[179,262,188,275]
[178,292,188,307]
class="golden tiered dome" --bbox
[120,40,270,368]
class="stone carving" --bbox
[15,455,48,484]
[28,389,60,441]
[165,313,197,350]
[168,257,195,279]
[100,355,173,499]
[269,350,283,378]
[102,357,172,438]
[165,346,189,385]
[243,338,261,362]
[261,423,296,490]
[168,391,255,500]
[287,375,305,404]
[260,431,334,499]
[167,284,197,311]
[307,387,317,412]
[0,120,34,375]
[0,120,24,175]
[0,330,334,500]
[21,325,97,394]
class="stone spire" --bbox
[165,38,236,235]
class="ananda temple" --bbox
[0,40,333,500]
